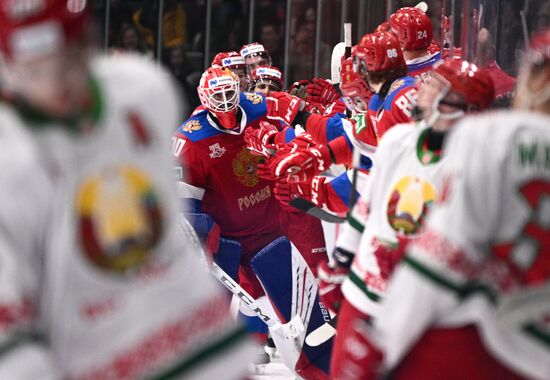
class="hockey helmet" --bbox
[240,42,272,73]
[340,56,371,112]
[390,7,432,51]
[422,58,494,126]
[355,31,406,74]
[0,0,89,61]
[249,66,283,95]
[197,66,240,113]
[212,51,246,71]
[433,58,495,110]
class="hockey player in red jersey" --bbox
[249,66,284,96]
[240,42,272,75]
[212,51,248,91]
[330,58,495,379]
[390,7,441,83]
[0,1,256,378]
[345,28,550,380]
[252,31,417,214]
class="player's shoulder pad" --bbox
[92,53,174,97]
[384,76,417,109]
[239,92,267,122]
[176,111,223,142]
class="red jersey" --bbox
[369,76,418,138]
[173,92,282,240]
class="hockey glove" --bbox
[306,78,341,107]
[317,260,349,314]
[272,145,333,183]
[273,176,327,210]
[288,79,310,99]
[244,121,282,157]
[266,91,305,125]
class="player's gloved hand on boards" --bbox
[244,121,281,157]
[306,78,341,107]
[266,91,305,125]
[318,259,348,314]
[274,176,327,209]
[271,145,333,183]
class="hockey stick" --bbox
[289,197,346,223]
[304,316,338,347]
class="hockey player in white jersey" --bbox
[354,27,550,379]
[329,58,495,379]
[0,1,254,379]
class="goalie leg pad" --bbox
[215,238,243,281]
[251,237,333,380]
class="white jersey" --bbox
[0,54,253,379]
[373,111,550,379]
[342,122,447,317]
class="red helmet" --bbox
[197,67,240,113]
[433,58,495,110]
[211,51,246,71]
[390,7,432,51]
[240,42,272,74]
[240,42,271,62]
[340,56,372,106]
[527,26,550,64]
[355,31,406,73]
[375,21,389,33]
[249,66,283,92]
[0,0,89,61]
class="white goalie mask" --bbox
[198,67,240,113]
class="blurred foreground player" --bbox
[357,27,550,380]
[330,59,495,379]
[0,1,254,378]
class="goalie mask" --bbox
[198,67,241,131]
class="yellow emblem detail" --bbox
[232,148,262,187]
[386,176,437,236]
[75,165,164,274]
[245,92,264,105]
[183,120,202,133]
[389,79,405,94]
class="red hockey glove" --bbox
[318,260,349,314]
[271,145,333,183]
[287,132,318,151]
[266,92,304,125]
[273,176,327,210]
[306,78,341,107]
[244,121,282,157]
